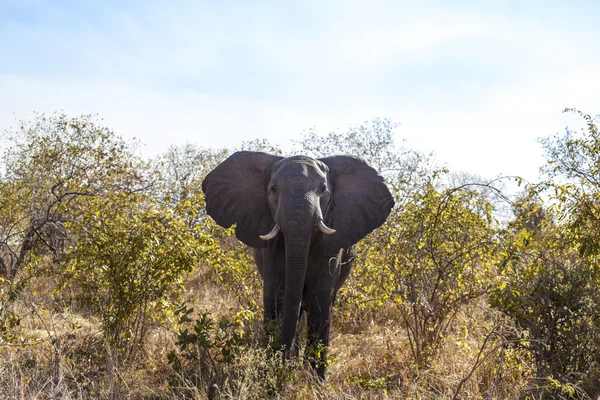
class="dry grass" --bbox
[0,268,537,400]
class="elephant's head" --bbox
[202,151,394,349]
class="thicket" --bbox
[0,111,598,399]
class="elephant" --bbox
[202,151,394,379]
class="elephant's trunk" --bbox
[279,195,314,354]
[280,236,310,353]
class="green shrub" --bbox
[63,192,209,364]
[167,302,291,399]
[346,183,498,367]
[492,196,600,398]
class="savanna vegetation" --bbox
[0,110,599,399]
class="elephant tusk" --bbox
[318,220,336,235]
[259,223,280,240]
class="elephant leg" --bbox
[259,246,286,348]
[305,290,334,380]
[303,250,343,380]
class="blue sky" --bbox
[1,1,599,181]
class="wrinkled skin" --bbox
[202,152,394,379]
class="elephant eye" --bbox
[320,184,328,194]
[269,185,277,194]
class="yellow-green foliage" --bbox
[62,192,212,362]
[343,182,498,366]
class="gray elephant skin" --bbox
[202,151,394,379]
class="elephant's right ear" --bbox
[202,151,283,248]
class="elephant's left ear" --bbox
[319,156,395,254]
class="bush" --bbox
[168,302,289,399]
[344,182,498,367]
[63,192,210,365]
[492,195,600,397]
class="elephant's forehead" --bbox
[274,159,326,181]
